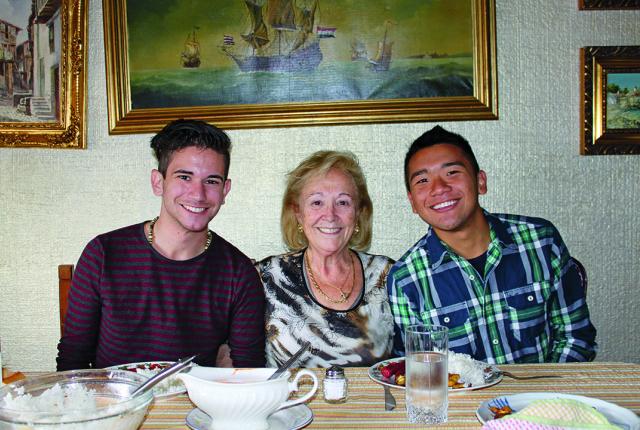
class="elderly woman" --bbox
[256,150,394,367]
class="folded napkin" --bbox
[482,398,620,430]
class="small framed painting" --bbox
[580,46,640,155]
[579,0,640,9]
[0,0,87,149]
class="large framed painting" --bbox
[578,0,640,9]
[580,46,640,155]
[0,0,87,149]
[103,0,497,133]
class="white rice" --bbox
[127,364,184,396]
[447,350,488,386]
[0,383,147,430]
[2,384,99,414]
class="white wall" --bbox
[1,0,639,371]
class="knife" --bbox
[384,385,396,411]
[130,354,197,397]
[268,341,311,380]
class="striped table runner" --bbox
[141,362,640,429]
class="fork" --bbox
[499,370,562,380]
[489,397,511,410]
[383,385,396,411]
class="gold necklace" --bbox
[305,251,355,304]
[147,216,213,252]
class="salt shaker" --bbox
[323,365,347,403]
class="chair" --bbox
[570,257,587,297]
[58,264,74,335]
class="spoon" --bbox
[267,341,311,381]
[130,354,197,397]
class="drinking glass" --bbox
[405,324,449,424]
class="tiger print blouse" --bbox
[256,250,394,367]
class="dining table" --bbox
[136,361,640,429]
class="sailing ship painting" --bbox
[126,0,477,111]
[368,20,393,72]
[181,27,201,68]
[221,0,325,73]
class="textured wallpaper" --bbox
[0,0,639,370]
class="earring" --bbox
[297,224,303,233]
[354,224,360,234]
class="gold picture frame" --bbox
[0,0,87,149]
[580,46,640,155]
[578,0,640,10]
[103,0,497,134]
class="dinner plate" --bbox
[368,357,502,392]
[105,361,192,398]
[185,405,314,430]
[476,392,640,430]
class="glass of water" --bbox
[405,324,449,424]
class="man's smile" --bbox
[431,200,458,211]
[182,204,206,213]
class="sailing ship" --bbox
[222,0,323,73]
[368,20,393,72]
[350,39,368,61]
[181,27,201,68]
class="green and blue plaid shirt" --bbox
[387,211,597,364]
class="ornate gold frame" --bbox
[578,0,640,9]
[0,0,87,149]
[580,46,640,155]
[103,0,497,134]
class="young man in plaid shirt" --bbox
[387,126,596,364]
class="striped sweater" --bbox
[56,222,265,370]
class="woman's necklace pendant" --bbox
[305,251,355,305]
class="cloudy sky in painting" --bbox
[0,0,31,44]
[125,0,472,70]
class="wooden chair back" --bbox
[58,264,74,335]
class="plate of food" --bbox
[368,351,502,392]
[476,393,640,429]
[106,361,193,398]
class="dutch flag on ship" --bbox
[316,26,336,38]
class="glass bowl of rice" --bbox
[0,369,153,430]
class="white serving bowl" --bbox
[179,367,318,430]
[0,369,153,430]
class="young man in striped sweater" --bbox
[57,119,265,370]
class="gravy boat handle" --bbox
[276,369,318,411]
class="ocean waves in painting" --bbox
[130,58,473,109]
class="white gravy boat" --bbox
[178,367,318,430]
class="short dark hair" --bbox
[404,125,479,191]
[150,119,232,178]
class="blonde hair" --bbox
[281,150,373,252]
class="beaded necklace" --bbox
[146,216,212,252]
